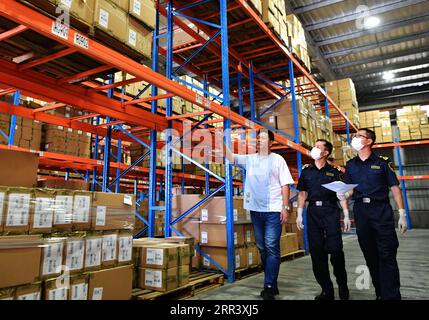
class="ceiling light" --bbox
[383,72,395,80]
[364,16,380,28]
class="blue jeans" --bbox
[250,211,282,288]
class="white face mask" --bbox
[310,147,322,160]
[351,137,365,152]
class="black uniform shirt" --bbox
[344,152,400,201]
[297,163,342,202]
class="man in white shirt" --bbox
[225,129,295,300]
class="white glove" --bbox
[337,191,350,201]
[296,208,304,230]
[398,209,408,234]
[343,210,351,232]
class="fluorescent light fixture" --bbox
[383,71,395,80]
[364,16,380,28]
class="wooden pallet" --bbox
[281,249,305,262]
[132,271,224,300]
[235,264,263,280]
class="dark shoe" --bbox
[375,296,381,300]
[273,287,279,295]
[315,291,335,301]
[339,285,350,300]
[260,287,276,300]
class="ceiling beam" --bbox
[355,66,429,85]
[358,84,429,101]
[305,0,426,31]
[358,76,429,93]
[315,13,429,47]
[324,31,429,59]
[358,93,429,110]
[341,56,429,78]
[332,46,429,69]
[283,1,336,81]
[294,0,344,14]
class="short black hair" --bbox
[360,128,376,146]
[257,129,275,142]
[317,139,333,156]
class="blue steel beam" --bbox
[8,90,20,146]
[107,151,150,189]
[394,139,412,230]
[102,74,114,193]
[114,125,150,149]
[257,93,290,119]
[173,12,221,29]
[172,76,220,100]
[203,76,210,195]
[249,62,256,122]
[175,0,213,12]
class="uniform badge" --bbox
[371,165,381,170]
[326,172,334,177]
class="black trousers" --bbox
[307,205,348,295]
[354,201,401,300]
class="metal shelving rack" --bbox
[0,0,358,283]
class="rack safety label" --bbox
[146,248,164,265]
[33,197,54,229]
[66,240,85,271]
[17,292,41,300]
[6,193,31,226]
[48,287,67,301]
[51,21,69,40]
[71,283,88,300]
[145,269,162,288]
[74,33,89,50]
[85,238,102,268]
[92,287,103,300]
[118,236,133,262]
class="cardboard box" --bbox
[176,218,200,244]
[56,0,95,25]
[94,0,128,41]
[29,188,55,234]
[138,267,178,292]
[101,231,118,267]
[91,192,135,230]
[84,234,103,271]
[3,188,31,234]
[72,191,92,231]
[40,238,65,278]
[70,274,89,300]
[15,283,42,300]
[127,16,152,58]
[65,236,85,273]
[244,223,255,244]
[200,223,245,247]
[44,278,69,300]
[138,244,178,269]
[0,235,42,288]
[178,265,190,287]
[199,197,246,223]
[129,0,156,29]
[280,233,299,256]
[0,149,38,188]
[201,246,247,270]
[53,190,74,232]
[246,244,261,267]
[87,265,133,300]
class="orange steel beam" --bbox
[399,175,429,181]
[96,120,125,128]
[200,4,241,20]
[58,65,112,84]
[0,1,309,156]
[123,93,175,105]
[0,88,16,96]
[70,113,100,122]
[231,34,270,48]
[173,43,202,54]
[229,18,253,29]
[235,0,358,132]
[244,49,282,60]
[18,47,77,71]
[0,24,28,41]
[167,110,213,120]
[373,140,429,148]
[0,100,134,142]
[92,77,142,91]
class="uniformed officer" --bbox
[338,128,408,300]
[296,139,351,300]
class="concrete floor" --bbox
[189,229,429,300]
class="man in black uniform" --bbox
[297,139,351,300]
[338,128,408,300]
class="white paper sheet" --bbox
[321,181,358,194]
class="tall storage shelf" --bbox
[0,0,358,283]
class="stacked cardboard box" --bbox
[325,78,360,129]
[0,114,42,150]
[359,110,393,143]
[396,106,429,141]
[286,15,310,71]
[330,132,355,165]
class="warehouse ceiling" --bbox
[287,0,429,110]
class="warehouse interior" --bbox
[0,0,428,301]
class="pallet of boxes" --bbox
[281,202,303,258]
[359,110,393,143]
[396,106,429,141]
[0,151,136,300]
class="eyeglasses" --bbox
[353,134,370,139]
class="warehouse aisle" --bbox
[189,229,429,300]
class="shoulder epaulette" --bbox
[302,164,311,170]
[379,156,390,161]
